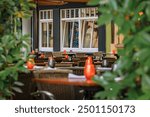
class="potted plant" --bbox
[88,0,150,99]
[0,0,35,99]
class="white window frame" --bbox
[39,10,53,52]
[60,7,98,52]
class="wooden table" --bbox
[33,78,98,87]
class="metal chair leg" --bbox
[31,90,55,100]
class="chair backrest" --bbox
[33,69,73,78]
[76,52,86,57]
[44,52,53,58]
[52,52,63,57]
[93,51,102,59]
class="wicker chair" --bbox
[93,51,102,60]
[52,51,63,57]
[34,58,48,63]
[44,52,53,58]
[32,69,83,100]
[73,69,84,75]
[33,68,72,78]
[76,52,86,57]
[55,63,73,67]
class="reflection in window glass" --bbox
[49,22,53,47]
[82,20,98,48]
[62,21,79,48]
[42,23,47,47]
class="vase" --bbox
[85,56,93,65]
[84,57,95,81]
[27,61,34,69]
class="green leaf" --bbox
[0,70,9,80]
[146,6,150,21]
[109,0,118,11]
[0,81,4,90]
[14,81,24,86]
[127,88,141,99]
[6,55,13,63]
[138,93,150,100]
[134,49,150,61]
[114,14,125,27]
[98,14,112,25]
[93,76,109,86]
[124,0,130,9]
[0,54,6,62]
[11,86,23,93]
[141,75,150,93]
[0,47,3,52]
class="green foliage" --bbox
[89,0,150,99]
[0,0,35,99]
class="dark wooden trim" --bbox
[38,3,93,10]
[111,21,115,44]
[31,16,33,50]
[53,8,60,51]
[32,8,39,50]
[98,25,106,52]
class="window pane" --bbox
[75,9,79,17]
[72,22,79,48]
[92,26,98,48]
[48,22,53,47]
[61,10,65,18]
[62,21,69,48]
[40,11,43,19]
[62,21,79,48]
[41,23,47,47]
[48,11,50,19]
[82,20,98,48]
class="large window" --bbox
[61,7,98,52]
[39,10,53,51]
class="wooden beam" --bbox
[33,0,89,6]
[37,1,66,6]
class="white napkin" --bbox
[68,73,86,80]
[34,66,44,69]
[43,67,57,70]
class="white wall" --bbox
[22,18,31,36]
[22,11,33,50]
